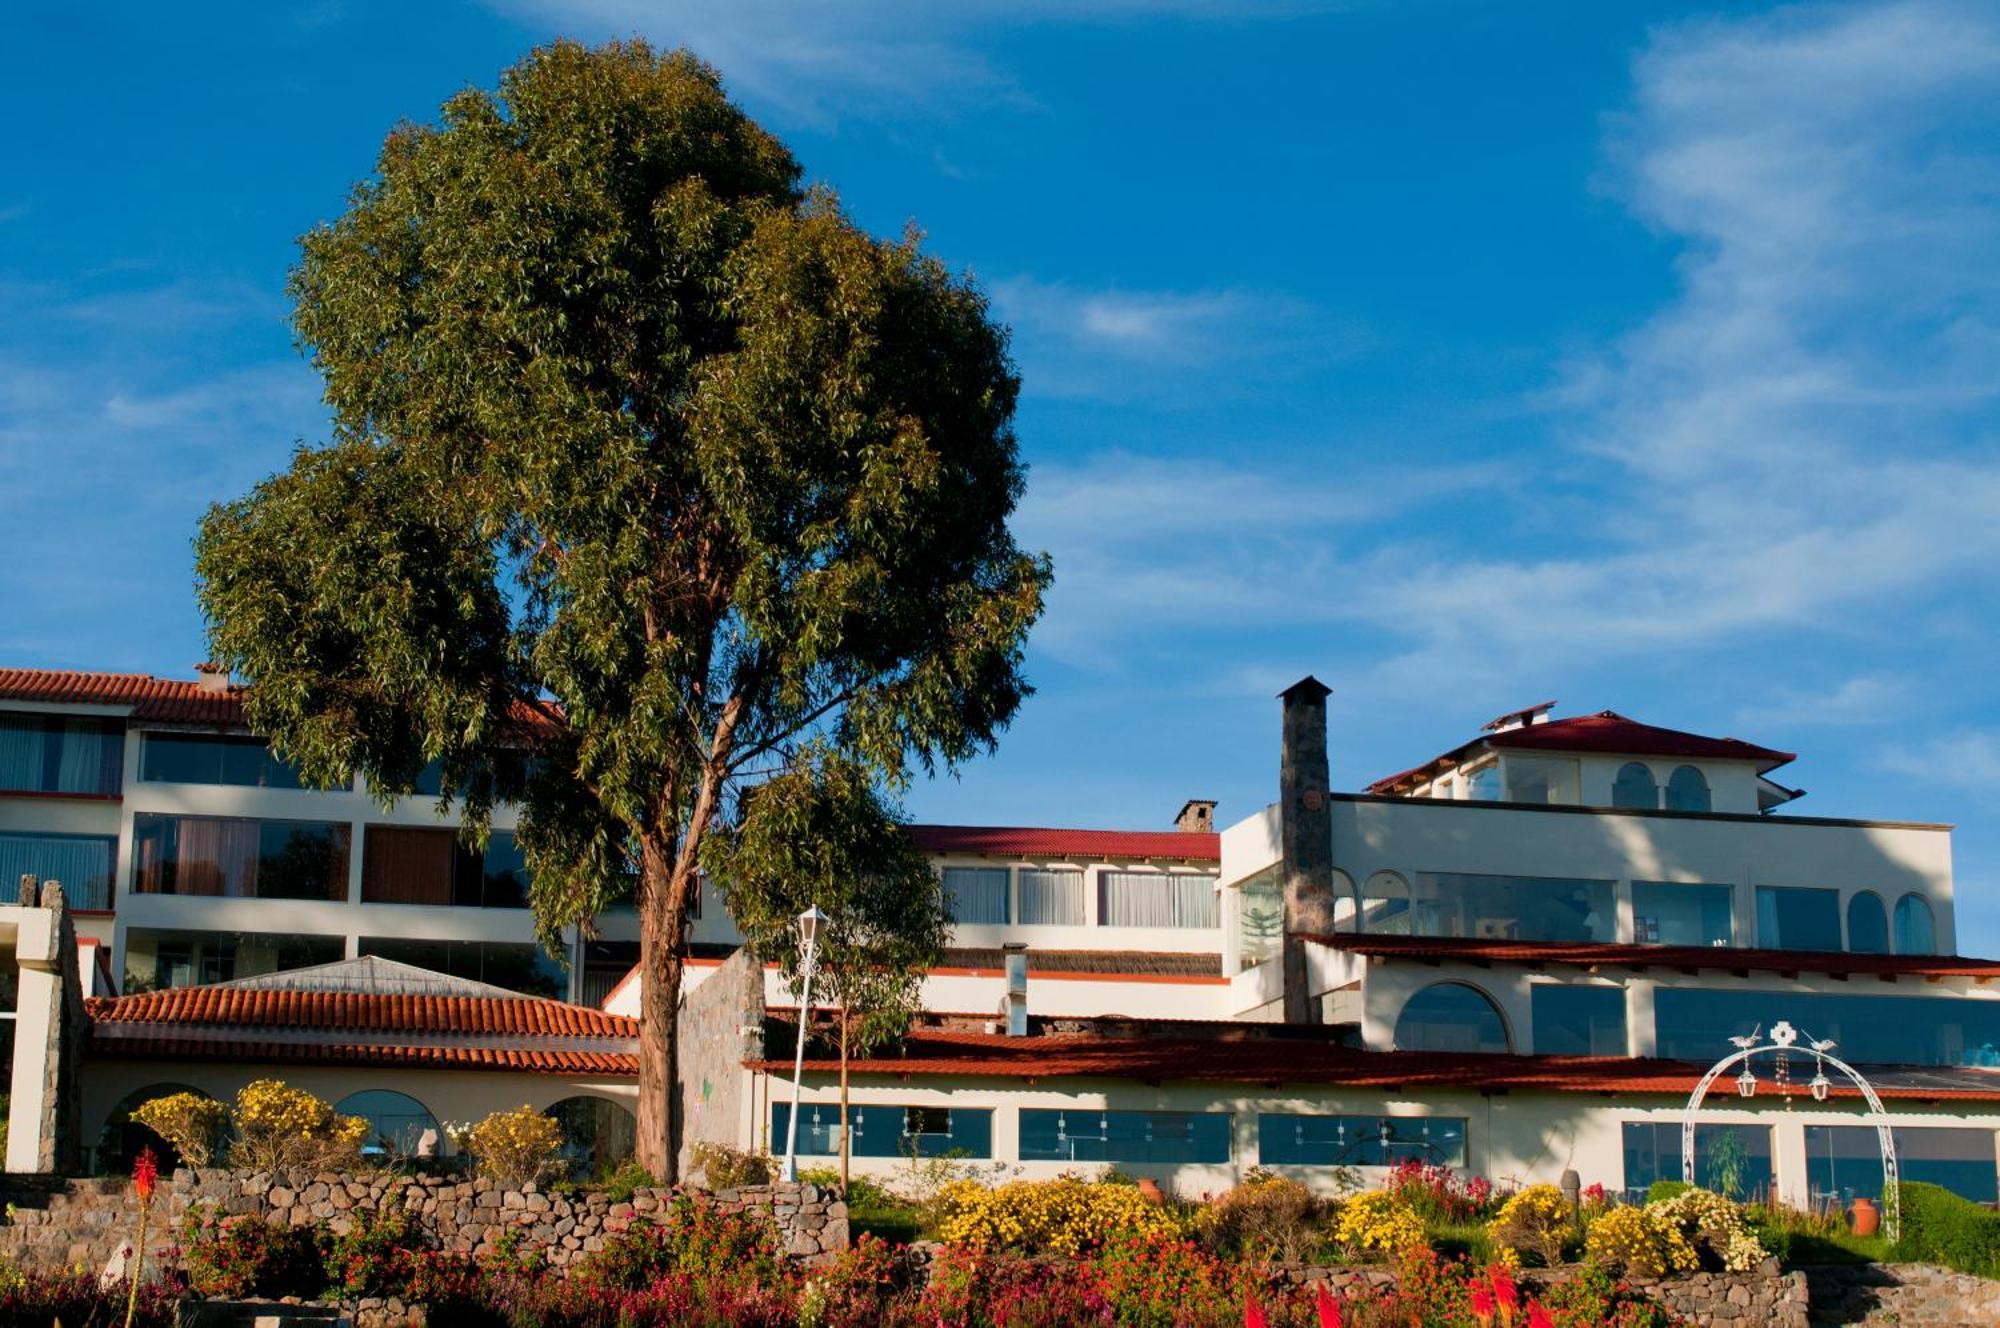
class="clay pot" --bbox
[1850,1197,1880,1236]
[1136,1177,1165,1205]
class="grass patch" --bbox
[1423,1219,1498,1263]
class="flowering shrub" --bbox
[691,1142,773,1190]
[1583,1206,1697,1277]
[130,1091,228,1167]
[935,1177,1184,1257]
[179,1204,325,1299]
[1331,1190,1426,1258]
[1198,1174,1328,1262]
[1094,1229,1256,1327]
[327,1200,430,1298]
[467,1104,566,1186]
[0,1267,181,1327]
[1384,1159,1502,1224]
[1647,1188,1767,1273]
[1486,1185,1573,1268]
[229,1079,368,1172]
[576,1195,780,1291]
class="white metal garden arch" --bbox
[1680,1019,1900,1242]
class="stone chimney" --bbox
[193,662,231,695]
[1279,676,1336,1024]
[1174,799,1217,834]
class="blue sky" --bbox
[4,3,1999,945]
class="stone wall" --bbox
[676,944,765,1178]
[1800,1262,2000,1326]
[0,1169,847,1277]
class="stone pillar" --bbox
[7,880,85,1173]
[1279,677,1336,1025]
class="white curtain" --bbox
[1018,869,1084,925]
[0,717,45,791]
[1099,872,1218,928]
[942,867,1009,924]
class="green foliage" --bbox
[575,1195,779,1291]
[1706,1128,1751,1200]
[327,1201,429,1299]
[691,1143,772,1190]
[1890,1180,2000,1278]
[191,38,1050,1175]
[598,1160,658,1204]
[1646,1180,1693,1205]
[179,1204,325,1299]
[1744,1198,1888,1268]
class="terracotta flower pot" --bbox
[1137,1177,1165,1205]
[1850,1197,1880,1236]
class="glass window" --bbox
[1846,892,1890,955]
[1664,766,1712,813]
[1530,984,1626,1056]
[1099,872,1217,929]
[1504,756,1579,805]
[1632,881,1733,947]
[0,713,123,795]
[580,940,640,1006]
[1361,872,1411,935]
[1895,894,1937,955]
[336,1090,439,1158]
[359,937,565,997]
[139,733,304,788]
[1464,763,1500,801]
[1019,1108,1230,1164]
[1755,886,1842,951]
[941,867,1009,925]
[1394,982,1511,1054]
[0,832,115,910]
[361,828,531,908]
[1258,1114,1467,1167]
[1622,1122,1773,1202]
[1806,1125,1998,1207]
[1414,873,1616,943]
[548,1096,638,1178]
[1018,869,1085,926]
[131,814,349,901]
[774,1104,994,1159]
[1236,866,1283,970]
[1612,762,1658,810]
[1654,987,2000,1068]
[122,927,343,992]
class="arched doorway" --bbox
[336,1089,441,1159]
[546,1095,637,1180]
[96,1083,210,1174]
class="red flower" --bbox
[1245,1299,1269,1328]
[1490,1265,1518,1310]
[133,1148,158,1205]
[1314,1283,1343,1328]
[1526,1301,1555,1328]
[1472,1285,1496,1327]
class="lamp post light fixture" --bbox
[780,906,829,1184]
[1735,1066,1758,1099]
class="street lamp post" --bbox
[780,906,827,1183]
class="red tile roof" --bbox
[1369,710,1795,795]
[1306,934,2000,981]
[0,668,245,726]
[909,824,1220,862]
[89,1035,635,1076]
[753,1029,2000,1104]
[87,988,638,1038]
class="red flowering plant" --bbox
[1384,1159,1504,1225]
[325,1199,430,1300]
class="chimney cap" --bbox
[1278,676,1331,702]
[192,662,233,694]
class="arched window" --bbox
[1846,892,1889,954]
[1894,894,1937,956]
[1612,763,1658,810]
[1664,766,1711,813]
[1360,871,1410,936]
[1394,981,1511,1054]
[547,1095,637,1180]
[96,1083,210,1173]
[336,1090,440,1159]
[1329,870,1360,934]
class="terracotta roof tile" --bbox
[86,988,639,1038]
[1370,710,1795,795]
[0,668,245,726]
[910,825,1220,862]
[89,1034,634,1076]
[1306,934,2000,980]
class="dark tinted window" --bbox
[1530,984,1626,1056]
[0,713,122,795]
[141,734,304,788]
[1019,1109,1229,1164]
[1259,1114,1466,1167]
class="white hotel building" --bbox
[4,664,2000,1213]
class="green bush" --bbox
[598,1160,657,1204]
[1646,1180,1693,1205]
[180,1204,325,1299]
[1891,1181,2000,1278]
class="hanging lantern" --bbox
[1736,1066,1758,1098]
[1810,1067,1832,1102]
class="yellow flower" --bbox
[1333,1190,1427,1257]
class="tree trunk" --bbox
[838,1003,851,1187]
[634,834,686,1183]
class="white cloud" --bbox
[1883,730,2000,790]
[1734,675,1914,731]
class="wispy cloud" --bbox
[1884,730,2000,793]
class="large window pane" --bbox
[1612,763,1658,810]
[1019,1108,1230,1164]
[1530,985,1626,1056]
[1361,872,1411,935]
[1894,894,1937,955]
[942,867,1009,925]
[1755,886,1842,951]
[1394,982,1511,1054]
[362,827,529,908]
[1504,756,1579,805]
[1258,1114,1466,1167]
[1622,1122,1773,1202]
[337,1090,439,1159]
[0,714,122,795]
[772,1104,993,1159]
[132,814,347,900]
[1632,882,1733,947]
[1664,766,1712,813]
[1237,866,1284,970]
[1414,873,1616,943]
[123,927,343,992]
[0,832,115,909]
[1655,987,2000,1068]
[358,936,564,997]
[140,733,304,788]
[1806,1126,1997,1207]
[1846,893,1890,955]
[1099,872,1218,929]
[1018,869,1085,926]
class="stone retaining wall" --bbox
[0,1168,847,1277]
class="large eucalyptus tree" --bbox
[194,41,1048,1178]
